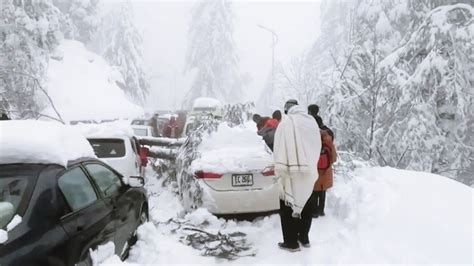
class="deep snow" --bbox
[190,123,272,174]
[99,166,473,265]
[43,40,144,122]
[0,120,96,167]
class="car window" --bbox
[0,165,45,229]
[130,138,138,155]
[0,177,29,229]
[131,119,147,125]
[58,167,98,212]
[85,164,122,197]
[88,139,126,158]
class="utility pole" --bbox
[257,24,278,92]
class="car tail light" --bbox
[195,171,223,179]
[262,166,275,176]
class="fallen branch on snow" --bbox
[155,218,255,260]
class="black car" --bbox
[0,158,148,266]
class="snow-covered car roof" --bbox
[160,113,176,120]
[192,97,222,109]
[0,120,96,167]
[73,121,135,139]
[131,125,153,129]
[190,123,272,173]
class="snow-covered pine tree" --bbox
[53,0,99,43]
[298,0,473,184]
[376,4,474,183]
[183,0,243,108]
[91,1,149,104]
[0,0,62,119]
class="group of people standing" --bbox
[254,99,337,252]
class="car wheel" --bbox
[121,208,148,261]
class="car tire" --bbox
[121,208,148,261]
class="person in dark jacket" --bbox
[175,112,187,138]
[149,114,159,137]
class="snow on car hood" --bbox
[0,120,96,167]
[190,123,273,173]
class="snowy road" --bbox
[100,167,473,265]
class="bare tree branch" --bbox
[1,70,64,123]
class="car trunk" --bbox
[201,159,275,192]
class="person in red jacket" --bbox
[164,116,178,138]
[313,127,337,217]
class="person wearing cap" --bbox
[273,99,321,252]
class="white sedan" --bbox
[183,123,280,215]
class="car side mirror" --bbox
[129,176,145,187]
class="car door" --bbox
[83,163,137,257]
[57,166,115,264]
[130,137,143,176]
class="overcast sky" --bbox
[102,0,321,112]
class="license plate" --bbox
[232,174,253,187]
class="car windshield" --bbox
[193,107,216,112]
[131,119,147,126]
[133,128,148,136]
[88,139,126,158]
[0,166,38,229]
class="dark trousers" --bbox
[313,190,326,215]
[279,195,316,247]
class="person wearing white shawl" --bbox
[274,100,321,251]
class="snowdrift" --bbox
[99,163,472,265]
[43,40,144,122]
[190,123,272,174]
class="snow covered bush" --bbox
[222,102,255,127]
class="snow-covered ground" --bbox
[100,165,473,265]
[43,40,144,122]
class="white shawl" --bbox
[273,106,321,217]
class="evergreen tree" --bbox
[92,1,149,104]
[0,0,63,119]
[286,0,474,184]
[183,0,243,108]
[53,0,99,43]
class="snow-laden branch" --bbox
[138,137,186,147]
[1,70,64,123]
